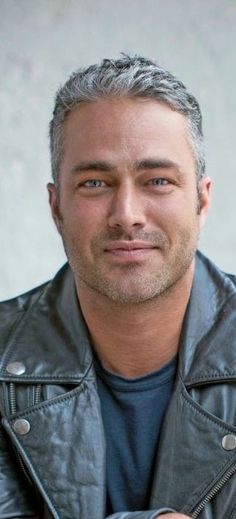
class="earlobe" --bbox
[199,176,212,229]
[47,182,62,234]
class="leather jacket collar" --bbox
[180,252,236,385]
[1,251,236,386]
[0,264,93,383]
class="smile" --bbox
[104,241,156,261]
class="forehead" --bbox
[61,97,195,169]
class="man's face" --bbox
[48,97,211,304]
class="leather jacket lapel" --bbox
[150,378,236,515]
[2,377,106,519]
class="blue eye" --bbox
[83,179,104,188]
[151,178,169,186]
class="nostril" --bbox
[108,209,146,229]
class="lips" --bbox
[104,241,155,251]
[104,241,156,261]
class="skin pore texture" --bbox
[48,97,211,378]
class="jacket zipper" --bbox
[8,381,236,518]
[34,383,42,405]
[9,381,42,485]
[9,382,17,413]
[191,462,236,518]
[9,382,42,410]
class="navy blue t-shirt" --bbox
[95,356,177,514]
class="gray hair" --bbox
[49,55,205,186]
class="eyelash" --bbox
[80,177,171,187]
[82,179,106,188]
[149,178,170,186]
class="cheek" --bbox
[150,198,194,223]
[62,200,107,237]
[150,195,200,238]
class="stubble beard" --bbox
[60,226,199,305]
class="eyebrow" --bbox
[70,161,114,174]
[70,158,183,176]
[135,158,183,173]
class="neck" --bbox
[76,262,195,378]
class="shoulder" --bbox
[196,250,236,292]
[0,281,49,314]
[0,281,49,353]
[0,264,70,358]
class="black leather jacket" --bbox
[0,251,236,519]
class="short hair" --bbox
[49,54,205,186]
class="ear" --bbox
[198,176,212,230]
[47,183,62,235]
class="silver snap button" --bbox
[222,434,236,451]
[13,418,30,435]
[6,361,26,375]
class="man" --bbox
[0,55,236,519]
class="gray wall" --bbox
[1,0,235,300]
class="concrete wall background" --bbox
[0,0,236,300]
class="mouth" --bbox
[104,241,156,261]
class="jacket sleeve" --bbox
[106,508,176,518]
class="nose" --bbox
[107,183,146,231]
